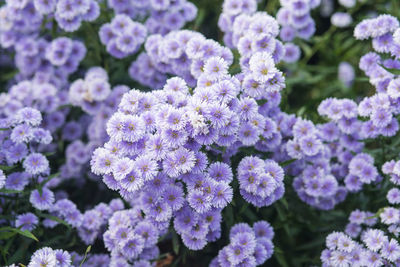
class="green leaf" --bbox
[0,165,16,171]
[224,205,234,229]
[298,41,313,60]
[0,70,18,82]
[0,227,38,242]
[38,172,60,188]
[238,201,249,215]
[79,246,91,267]
[243,208,257,221]
[280,198,289,210]
[7,238,34,264]
[274,246,289,267]
[381,65,400,75]
[0,231,16,240]
[1,235,15,262]
[0,189,23,194]
[172,230,180,255]
[280,159,296,167]
[295,236,326,251]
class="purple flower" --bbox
[283,43,301,63]
[212,182,233,208]
[16,212,38,231]
[187,190,212,213]
[28,247,56,267]
[381,239,400,262]
[208,162,233,183]
[362,229,387,252]
[5,172,30,191]
[23,153,50,175]
[371,108,392,128]
[14,107,42,126]
[30,188,55,210]
[11,124,33,143]
[299,135,321,156]
[121,234,145,259]
[253,221,274,240]
[203,56,229,80]
[387,188,400,204]
[249,52,278,83]
[55,249,71,267]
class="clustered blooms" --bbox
[65,67,128,179]
[102,207,161,265]
[26,247,71,267]
[107,0,197,35]
[237,156,284,207]
[0,44,128,267]
[90,67,279,250]
[0,0,100,40]
[284,14,400,210]
[276,0,320,41]
[129,29,234,88]
[209,221,275,267]
[319,13,400,266]
[321,211,400,266]
[99,14,147,59]
[0,79,67,120]
[218,0,302,64]
[11,35,85,81]
[52,0,100,32]
[1,107,51,177]
[0,3,89,80]
[92,24,287,249]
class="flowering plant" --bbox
[1,0,400,266]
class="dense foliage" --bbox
[1,0,400,266]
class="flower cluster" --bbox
[69,67,112,111]
[102,207,161,266]
[321,214,400,266]
[107,0,197,35]
[220,4,303,66]
[129,30,233,88]
[209,221,275,267]
[13,36,86,80]
[1,107,51,177]
[65,67,128,179]
[26,247,71,267]
[318,13,400,266]
[0,0,100,43]
[277,0,320,41]
[99,14,147,59]
[218,0,257,47]
[237,156,284,207]
[53,0,100,32]
[92,45,286,249]
[281,114,346,209]
[354,14,399,41]
[0,1,42,49]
